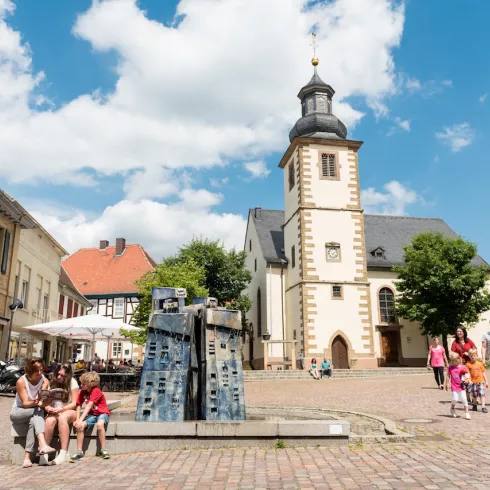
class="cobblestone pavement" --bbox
[2,375,490,489]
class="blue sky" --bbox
[0,0,489,261]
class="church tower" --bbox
[280,46,376,369]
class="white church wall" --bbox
[308,210,359,280]
[311,284,370,357]
[243,217,268,367]
[265,266,286,359]
[302,144,352,209]
[286,286,302,359]
[284,215,301,289]
[283,154,298,224]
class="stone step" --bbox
[243,368,430,381]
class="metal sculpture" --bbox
[136,287,246,422]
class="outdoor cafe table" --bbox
[74,372,141,392]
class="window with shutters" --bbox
[0,228,11,274]
[318,151,339,180]
[58,295,65,317]
[288,161,295,191]
[291,245,295,268]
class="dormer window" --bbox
[371,247,386,259]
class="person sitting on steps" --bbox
[9,358,56,467]
[43,363,80,465]
[320,359,332,379]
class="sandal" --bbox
[38,446,56,455]
[22,460,32,468]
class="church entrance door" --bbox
[381,331,399,365]
[332,336,349,369]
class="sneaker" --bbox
[473,404,478,411]
[38,454,49,466]
[482,407,488,413]
[450,409,457,418]
[465,413,471,420]
[52,451,69,465]
[68,451,84,462]
[100,449,110,460]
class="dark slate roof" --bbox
[249,210,488,268]
[249,209,287,264]
[364,215,488,268]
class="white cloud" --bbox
[209,177,229,188]
[435,122,475,152]
[480,94,487,103]
[405,77,422,92]
[0,0,405,194]
[26,194,245,261]
[404,76,451,97]
[386,116,410,136]
[361,180,420,215]
[243,161,270,179]
[123,167,180,201]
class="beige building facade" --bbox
[243,62,490,370]
[10,226,70,365]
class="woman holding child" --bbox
[43,363,80,465]
[9,357,56,467]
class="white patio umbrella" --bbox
[23,314,142,372]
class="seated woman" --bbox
[10,357,55,467]
[44,363,80,465]
[310,358,320,380]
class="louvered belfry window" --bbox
[321,153,337,178]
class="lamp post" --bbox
[5,299,23,362]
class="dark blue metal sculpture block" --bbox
[198,303,246,421]
[136,287,196,422]
[136,289,245,422]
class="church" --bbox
[243,55,489,370]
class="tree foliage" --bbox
[123,259,208,344]
[126,238,252,343]
[393,232,490,341]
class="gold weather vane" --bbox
[311,33,319,66]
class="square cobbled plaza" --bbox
[2,374,490,490]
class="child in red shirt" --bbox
[69,371,111,461]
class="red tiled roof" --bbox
[62,244,156,296]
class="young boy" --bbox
[466,348,488,413]
[69,371,111,461]
[445,352,471,420]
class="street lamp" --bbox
[5,299,23,362]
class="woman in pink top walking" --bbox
[427,337,448,390]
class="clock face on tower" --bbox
[326,246,340,260]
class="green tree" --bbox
[393,231,490,351]
[123,259,208,344]
[171,238,252,326]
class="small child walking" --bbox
[70,371,111,461]
[446,352,471,420]
[466,348,488,413]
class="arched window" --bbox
[257,288,262,337]
[379,288,396,324]
[327,99,332,113]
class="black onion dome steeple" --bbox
[289,60,347,142]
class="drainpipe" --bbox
[280,259,286,360]
[268,263,272,359]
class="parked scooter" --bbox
[0,360,23,393]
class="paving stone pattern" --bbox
[2,374,490,489]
